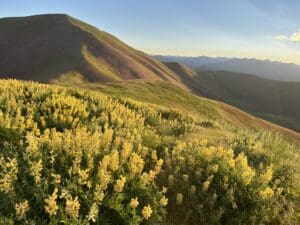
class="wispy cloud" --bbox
[275,30,300,42]
[275,35,290,40]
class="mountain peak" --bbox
[0,14,180,85]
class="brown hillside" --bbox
[0,14,180,84]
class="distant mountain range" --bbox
[154,55,300,82]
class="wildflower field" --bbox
[0,79,299,225]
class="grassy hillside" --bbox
[0,79,299,225]
[0,14,180,85]
[193,71,300,132]
[162,62,196,81]
[163,62,300,132]
[80,80,300,143]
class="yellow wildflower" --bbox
[142,205,153,220]
[176,193,183,205]
[160,196,168,207]
[259,187,274,199]
[78,169,89,186]
[188,156,195,166]
[30,159,43,183]
[183,174,189,182]
[121,141,132,162]
[213,193,218,200]
[154,159,164,175]
[114,175,126,192]
[241,168,256,185]
[211,164,219,173]
[276,187,284,196]
[141,170,156,186]
[59,188,70,199]
[228,159,235,168]
[202,181,210,192]
[162,186,168,194]
[178,156,185,166]
[100,155,111,171]
[109,150,119,172]
[65,196,80,218]
[15,200,30,220]
[0,157,18,193]
[151,150,158,161]
[235,153,255,185]
[97,168,111,191]
[232,202,237,209]
[202,175,214,192]
[94,189,105,204]
[261,166,273,183]
[44,188,59,216]
[86,203,99,222]
[200,139,208,146]
[129,197,139,209]
[129,153,145,177]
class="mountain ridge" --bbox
[0,14,182,86]
[154,55,300,82]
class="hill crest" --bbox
[0,14,180,85]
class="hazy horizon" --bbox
[151,54,300,66]
[1,0,300,64]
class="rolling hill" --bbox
[0,14,180,85]
[163,62,300,132]
[155,55,300,82]
[194,71,300,131]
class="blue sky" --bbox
[1,0,300,64]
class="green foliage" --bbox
[0,79,299,225]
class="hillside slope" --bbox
[162,62,196,81]
[163,62,300,132]
[81,80,300,143]
[164,63,300,132]
[0,14,180,84]
[194,71,300,132]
